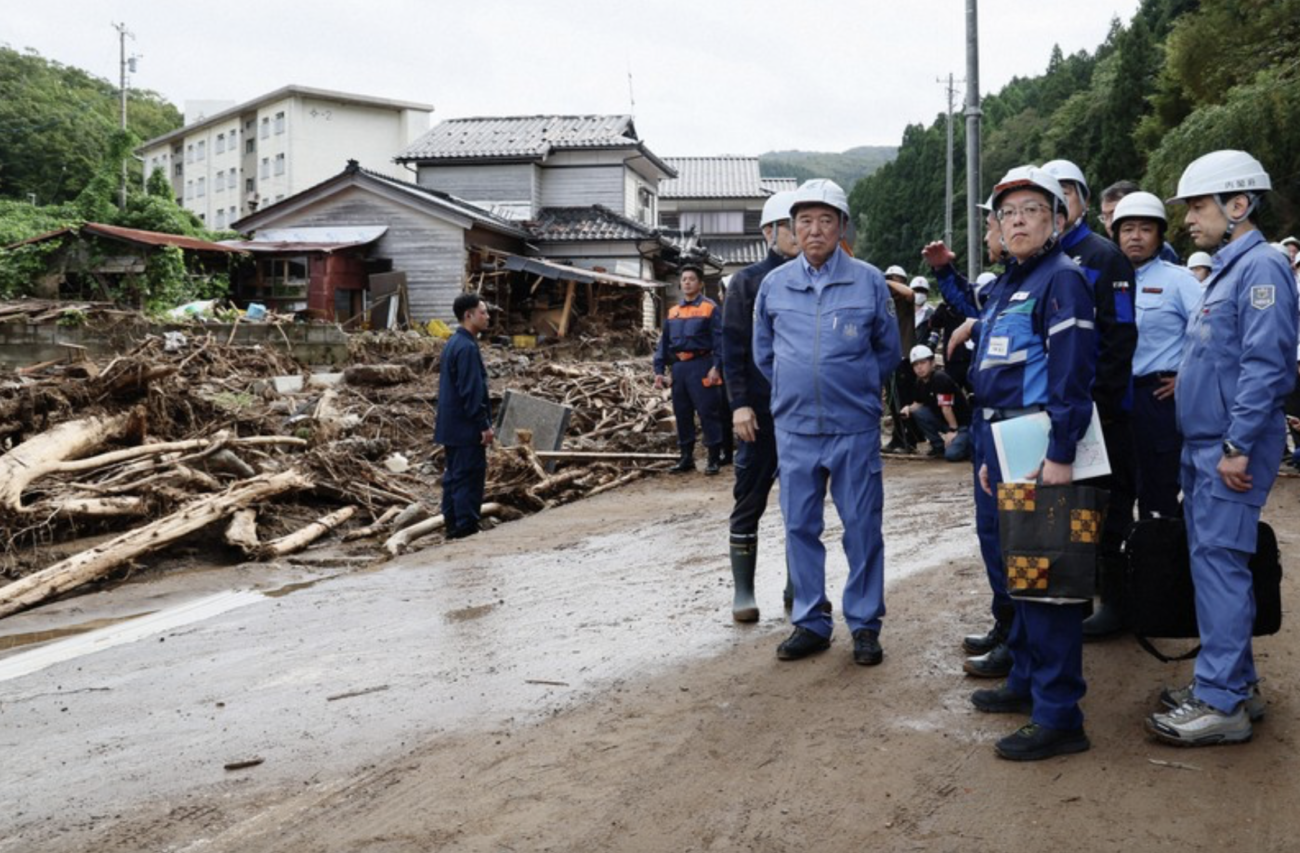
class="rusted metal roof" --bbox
[6,222,245,253]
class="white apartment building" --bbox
[138,85,432,230]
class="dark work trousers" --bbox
[972,410,1013,620]
[671,357,725,450]
[729,407,778,543]
[1131,373,1183,519]
[442,444,487,535]
[887,358,922,448]
[1079,414,1137,600]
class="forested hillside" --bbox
[760,146,897,191]
[852,0,1300,270]
[0,46,181,205]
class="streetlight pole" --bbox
[113,22,134,209]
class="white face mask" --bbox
[914,292,928,306]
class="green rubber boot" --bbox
[729,539,759,622]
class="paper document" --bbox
[990,405,1111,483]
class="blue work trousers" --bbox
[911,406,972,462]
[730,407,778,539]
[441,444,487,535]
[776,428,885,638]
[977,416,1087,731]
[671,358,725,450]
[972,414,1012,618]
[1132,375,1183,519]
[1182,441,1261,714]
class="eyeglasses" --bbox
[996,203,1052,222]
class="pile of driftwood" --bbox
[0,331,679,617]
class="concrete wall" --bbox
[0,322,350,369]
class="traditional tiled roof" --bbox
[527,205,658,242]
[760,177,799,193]
[660,157,765,199]
[399,115,639,161]
[700,237,769,267]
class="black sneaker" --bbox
[776,627,831,661]
[852,629,883,666]
[994,723,1090,761]
[963,643,1012,678]
[971,685,1033,714]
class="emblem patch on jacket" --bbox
[1250,285,1275,310]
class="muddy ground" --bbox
[1,459,1298,852]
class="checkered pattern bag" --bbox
[997,481,1109,603]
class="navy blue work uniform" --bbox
[722,248,788,548]
[1131,259,1201,518]
[1061,222,1138,613]
[753,247,901,638]
[434,326,492,537]
[654,294,726,452]
[948,242,1097,731]
[1177,230,1298,714]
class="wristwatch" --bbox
[1222,439,1245,458]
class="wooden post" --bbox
[557,280,577,339]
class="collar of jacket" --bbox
[1002,240,1064,283]
[455,325,478,341]
[1210,228,1265,274]
[788,246,850,291]
[678,294,706,306]
[1061,220,1093,250]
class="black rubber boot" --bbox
[670,444,695,474]
[729,539,759,623]
[1083,555,1125,640]
[963,642,1012,678]
[962,606,1013,655]
[704,445,722,476]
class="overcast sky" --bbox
[8,0,1141,156]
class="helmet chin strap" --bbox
[1214,193,1259,245]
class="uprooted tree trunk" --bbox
[383,502,502,557]
[0,469,311,620]
[256,506,356,559]
[0,409,144,513]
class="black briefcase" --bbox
[1123,517,1282,658]
[997,481,1109,603]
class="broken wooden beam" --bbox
[533,451,679,461]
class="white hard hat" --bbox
[1282,236,1300,248]
[789,178,850,220]
[1166,150,1272,204]
[909,275,930,292]
[992,165,1067,212]
[1187,251,1213,269]
[761,190,796,228]
[1111,191,1167,228]
[977,192,995,213]
[884,264,908,280]
[909,344,935,363]
[1041,159,1090,200]
[975,271,998,287]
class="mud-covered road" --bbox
[2,460,1298,852]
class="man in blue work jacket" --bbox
[1042,159,1139,639]
[1147,151,1297,746]
[721,190,798,621]
[435,293,496,540]
[654,262,727,475]
[752,179,901,666]
[930,166,1097,761]
[1110,191,1202,518]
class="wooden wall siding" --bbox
[284,190,468,321]
[538,164,624,209]
[417,163,537,209]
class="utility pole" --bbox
[939,72,957,249]
[113,22,135,209]
[964,0,983,279]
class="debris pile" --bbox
[0,331,679,615]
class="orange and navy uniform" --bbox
[653,295,724,376]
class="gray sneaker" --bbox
[1146,698,1253,747]
[1160,681,1265,722]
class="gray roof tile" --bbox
[398,115,638,161]
[760,177,799,193]
[527,206,657,242]
[702,237,769,266]
[660,157,765,199]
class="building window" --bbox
[680,210,744,235]
[245,177,255,193]
[216,208,226,229]
[185,180,193,200]
[274,111,286,135]
[228,168,237,189]
[174,162,183,177]
[274,152,286,176]
[215,173,223,193]
[197,177,206,198]
[185,144,193,164]
[260,117,270,139]
[275,194,284,201]
[230,206,237,221]
[245,138,255,154]
[216,133,225,155]
[196,140,206,161]
[260,158,270,179]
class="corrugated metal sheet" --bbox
[250,226,387,244]
[7,223,244,253]
[398,115,637,161]
[660,157,765,199]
